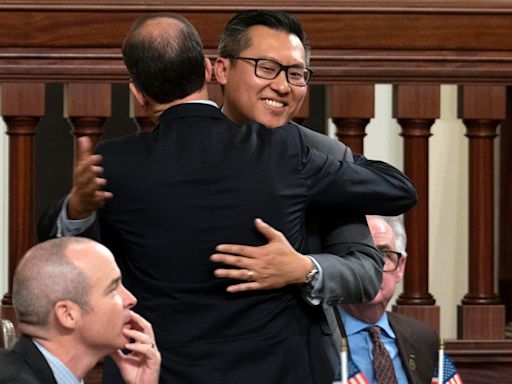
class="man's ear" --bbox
[54,300,81,330]
[396,256,407,283]
[204,57,213,83]
[129,82,147,109]
[214,57,229,86]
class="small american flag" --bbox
[431,355,463,384]
[333,356,369,384]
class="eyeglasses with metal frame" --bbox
[227,56,313,87]
[380,249,403,272]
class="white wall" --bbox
[429,85,469,339]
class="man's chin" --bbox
[257,117,290,129]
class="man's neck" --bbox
[150,86,210,121]
[32,336,101,380]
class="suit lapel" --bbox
[13,336,58,384]
[388,313,421,384]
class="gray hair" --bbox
[385,215,407,255]
[368,215,407,255]
[13,237,92,327]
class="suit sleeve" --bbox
[352,152,418,215]
[313,214,384,304]
[293,126,383,304]
[294,124,417,215]
[301,144,416,215]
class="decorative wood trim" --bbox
[445,339,512,361]
[2,2,512,82]
[446,339,512,384]
[3,1,512,13]
[330,84,373,152]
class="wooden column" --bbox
[393,84,440,334]
[457,85,505,340]
[329,85,374,154]
[0,83,45,323]
[64,83,111,149]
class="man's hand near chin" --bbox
[110,311,161,384]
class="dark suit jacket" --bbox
[0,336,57,384]
[38,104,416,384]
[389,312,438,384]
[339,311,438,384]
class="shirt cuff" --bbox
[57,195,96,237]
[300,256,324,305]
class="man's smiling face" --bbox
[216,25,308,128]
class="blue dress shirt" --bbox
[339,308,409,384]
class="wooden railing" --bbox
[1,1,512,382]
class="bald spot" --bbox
[367,216,396,250]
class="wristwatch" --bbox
[304,267,319,284]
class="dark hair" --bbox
[122,13,205,104]
[218,10,311,65]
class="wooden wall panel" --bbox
[2,1,512,82]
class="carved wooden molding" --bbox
[446,339,512,362]
[1,1,512,82]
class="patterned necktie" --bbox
[367,326,398,384]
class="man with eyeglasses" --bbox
[212,9,417,378]
[337,215,438,384]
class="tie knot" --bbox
[367,326,381,341]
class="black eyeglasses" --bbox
[227,56,313,87]
[379,249,403,272]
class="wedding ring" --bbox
[247,270,254,282]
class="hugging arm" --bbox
[297,124,417,216]
[38,136,109,242]
[306,213,383,305]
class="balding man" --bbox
[0,237,160,384]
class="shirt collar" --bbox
[186,99,218,108]
[33,340,84,384]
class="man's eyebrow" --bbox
[257,56,306,67]
[103,276,121,294]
